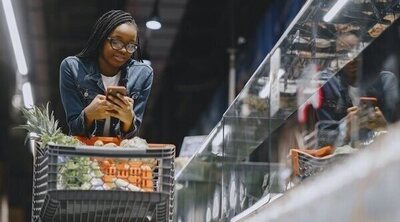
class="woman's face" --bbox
[100,23,137,70]
[343,57,362,86]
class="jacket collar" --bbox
[84,58,134,90]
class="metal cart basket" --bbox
[31,140,175,222]
[290,149,348,180]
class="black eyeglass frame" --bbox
[107,37,138,54]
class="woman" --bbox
[60,10,153,139]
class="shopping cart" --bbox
[291,120,350,180]
[290,148,349,180]
[31,139,175,222]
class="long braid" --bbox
[136,36,143,63]
[77,10,141,61]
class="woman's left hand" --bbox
[367,107,387,130]
[107,93,135,132]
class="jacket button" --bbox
[84,91,89,97]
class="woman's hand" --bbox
[367,107,387,130]
[343,106,359,140]
[107,93,135,132]
[84,95,113,127]
[345,105,387,130]
[345,106,358,126]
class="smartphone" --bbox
[106,86,127,99]
[359,97,379,126]
[359,96,378,107]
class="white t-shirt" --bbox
[348,85,360,106]
[101,72,121,136]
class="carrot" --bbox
[303,146,334,157]
[102,175,116,183]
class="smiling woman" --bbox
[99,23,138,75]
[59,10,153,139]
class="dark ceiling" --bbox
[1,0,271,153]
[146,0,271,149]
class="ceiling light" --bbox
[22,82,34,108]
[146,19,161,30]
[1,0,28,75]
[146,0,162,30]
[323,0,350,22]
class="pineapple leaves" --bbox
[18,102,82,148]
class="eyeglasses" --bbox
[107,37,138,54]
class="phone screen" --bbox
[359,97,377,108]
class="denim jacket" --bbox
[316,71,353,122]
[59,56,153,139]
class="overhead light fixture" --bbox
[146,0,162,30]
[22,82,34,108]
[323,0,350,22]
[1,0,28,75]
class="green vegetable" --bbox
[57,157,104,190]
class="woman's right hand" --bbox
[346,105,387,130]
[84,95,113,127]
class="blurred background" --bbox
[1,0,400,221]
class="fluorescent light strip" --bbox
[323,0,350,22]
[1,195,8,222]
[1,0,28,75]
[22,82,34,108]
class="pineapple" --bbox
[19,103,82,148]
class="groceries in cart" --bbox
[57,156,157,192]
[57,135,157,192]
[76,135,150,149]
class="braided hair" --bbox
[77,10,142,62]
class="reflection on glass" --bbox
[206,206,211,222]
[229,171,237,210]
[212,187,220,220]
[323,0,350,22]
[176,0,400,221]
